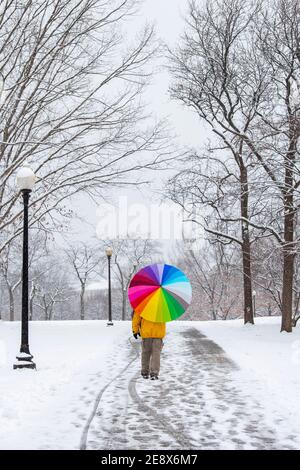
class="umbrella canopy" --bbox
[128,264,192,323]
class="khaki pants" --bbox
[141,338,163,376]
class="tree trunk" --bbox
[80,284,85,320]
[122,289,126,321]
[240,166,254,324]
[29,283,36,321]
[281,197,294,332]
[281,141,296,333]
[281,242,294,332]
[43,295,49,320]
[29,298,33,321]
[49,305,54,321]
[242,238,253,324]
[9,287,14,321]
[211,303,217,320]
[268,304,272,316]
[29,294,34,321]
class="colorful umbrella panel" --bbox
[128,264,192,323]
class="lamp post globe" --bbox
[106,247,113,326]
[105,247,113,258]
[16,163,36,191]
[14,162,36,370]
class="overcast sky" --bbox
[58,0,209,249]
[141,0,207,148]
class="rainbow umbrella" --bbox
[128,264,192,323]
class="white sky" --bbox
[141,0,208,148]
[58,0,209,248]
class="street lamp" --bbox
[252,290,256,318]
[105,247,113,326]
[13,163,36,370]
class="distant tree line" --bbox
[167,0,300,332]
[0,232,283,323]
[1,0,300,333]
[0,236,162,322]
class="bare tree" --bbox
[29,264,53,320]
[66,243,102,320]
[168,149,258,323]
[292,223,300,326]
[30,248,74,320]
[35,287,64,320]
[29,280,38,321]
[0,242,21,321]
[0,228,48,320]
[167,0,265,323]
[168,239,242,320]
[250,238,282,315]
[185,241,242,320]
[252,0,300,332]
[168,0,300,331]
[35,275,69,321]
[0,0,170,256]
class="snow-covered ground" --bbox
[197,317,300,442]
[0,320,130,450]
[0,317,299,450]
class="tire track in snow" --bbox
[81,327,300,450]
[79,337,138,450]
[80,336,191,450]
[128,371,191,449]
[127,338,192,449]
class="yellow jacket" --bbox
[132,311,166,339]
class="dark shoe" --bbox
[150,374,159,380]
[141,373,149,379]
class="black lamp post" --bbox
[106,247,113,326]
[13,163,36,370]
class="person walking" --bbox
[132,310,165,380]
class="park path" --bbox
[80,327,299,450]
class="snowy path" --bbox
[82,327,299,450]
[1,320,298,450]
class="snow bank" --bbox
[1,317,299,450]
[192,317,300,439]
[0,320,130,450]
